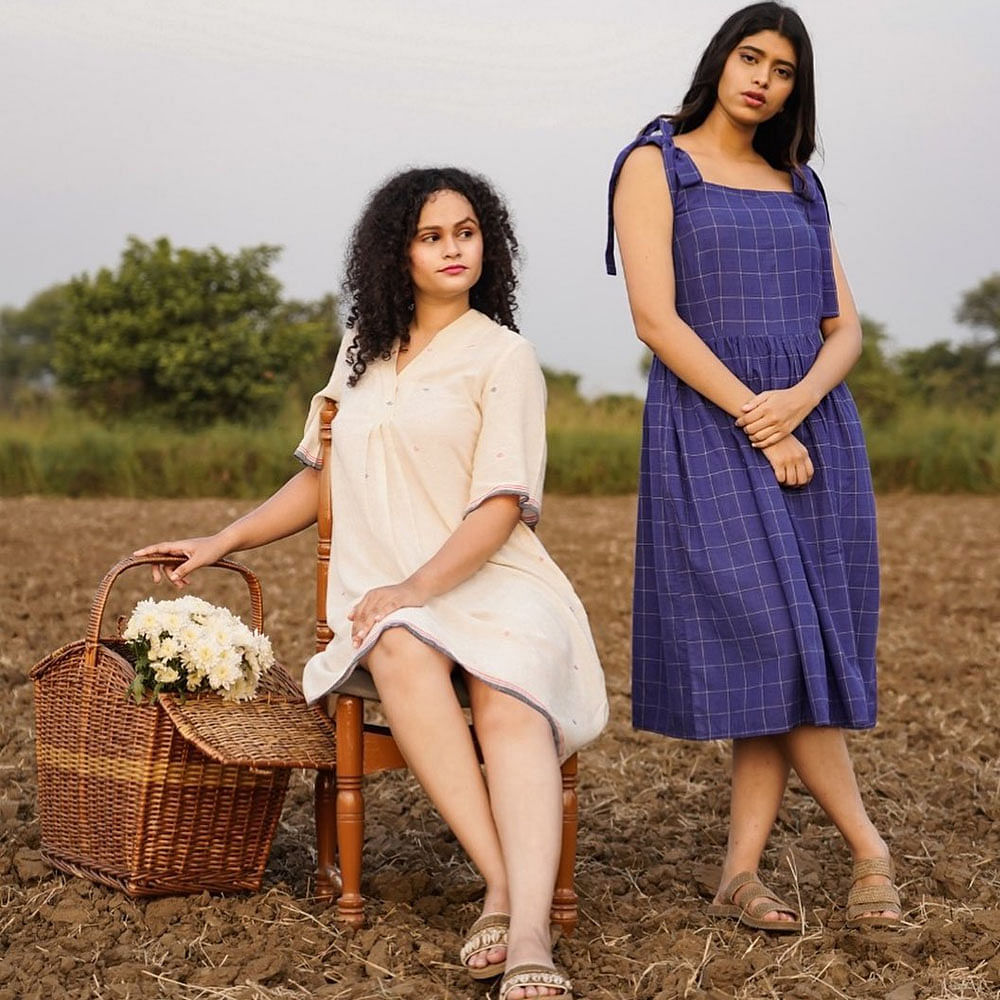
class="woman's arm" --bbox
[613,145,813,485]
[133,467,320,585]
[614,146,762,418]
[736,238,863,448]
[347,494,521,647]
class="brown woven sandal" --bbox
[707,871,801,932]
[846,858,902,928]
[499,963,573,1000]
[459,912,509,981]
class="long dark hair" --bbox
[342,167,519,386]
[671,2,817,170]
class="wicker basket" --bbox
[30,554,336,897]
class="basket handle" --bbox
[83,554,265,667]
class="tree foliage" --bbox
[0,283,70,405]
[53,237,340,426]
[956,272,1000,344]
[847,316,905,421]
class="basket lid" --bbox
[158,665,336,770]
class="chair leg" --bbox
[335,694,365,927]
[551,753,579,935]
[314,769,341,901]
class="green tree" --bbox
[541,366,583,401]
[0,283,71,406]
[847,315,904,422]
[956,272,1000,348]
[897,339,999,410]
[54,236,340,426]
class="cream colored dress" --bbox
[294,308,608,758]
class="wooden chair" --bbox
[312,400,579,932]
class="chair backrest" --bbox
[316,400,338,657]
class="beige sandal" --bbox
[707,870,800,932]
[499,963,573,1000]
[459,912,509,980]
[846,857,902,928]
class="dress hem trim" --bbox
[307,620,568,759]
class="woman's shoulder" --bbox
[614,117,676,159]
[609,117,680,193]
[468,310,527,347]
[464,311,539,369]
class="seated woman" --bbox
[136,166,608,1000]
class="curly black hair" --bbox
[342,167,519,386]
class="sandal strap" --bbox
[720,870,797,919]
[733,880,792,912]
[743,892,796,920]
[846,857,902,921]
[847,882,901,914]
[459,913,509,965]
[719,870,759,902]
[500,963,572,999]
[852,857,894,883]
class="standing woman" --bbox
[138,167,607,999]
[606,2,901,930]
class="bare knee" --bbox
[366,627,451,689]
[468,678,548,740]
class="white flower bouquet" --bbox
[122,595,275,704]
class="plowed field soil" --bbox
[2,495,998,999]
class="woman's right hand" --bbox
[759,435,814,488]
[132,535,232,587]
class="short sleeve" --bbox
[293,334,353,470]
[465,338,547,528]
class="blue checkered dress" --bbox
[606,120,879,740]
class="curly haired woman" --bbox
[137,167,607,1000]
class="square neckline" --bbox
[673,143,796,196]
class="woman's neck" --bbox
[410,295,471,343]
[686,104,758,160]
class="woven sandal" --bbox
[459,912,510,981]
[499,963,573,1000]
[846,857,902,928]
[707,871,800,932]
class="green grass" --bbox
[864,405,1000,493]
[1,400,998,497]
[0,410,300,498]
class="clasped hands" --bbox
[348,579,428,648]
[736,384,818,488]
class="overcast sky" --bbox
[3,0,997,395]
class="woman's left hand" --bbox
[736,385,817,448]
[347,581,427,648]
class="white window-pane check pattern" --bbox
[607,121,878,740]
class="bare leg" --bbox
[714,735,796,923]
[365,629,508,969]
[468,676,564,999]
[779,725,898,919]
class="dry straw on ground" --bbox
[1,495,998,999]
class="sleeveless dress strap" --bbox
[794,165,840,318]
[605,118,701,276]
